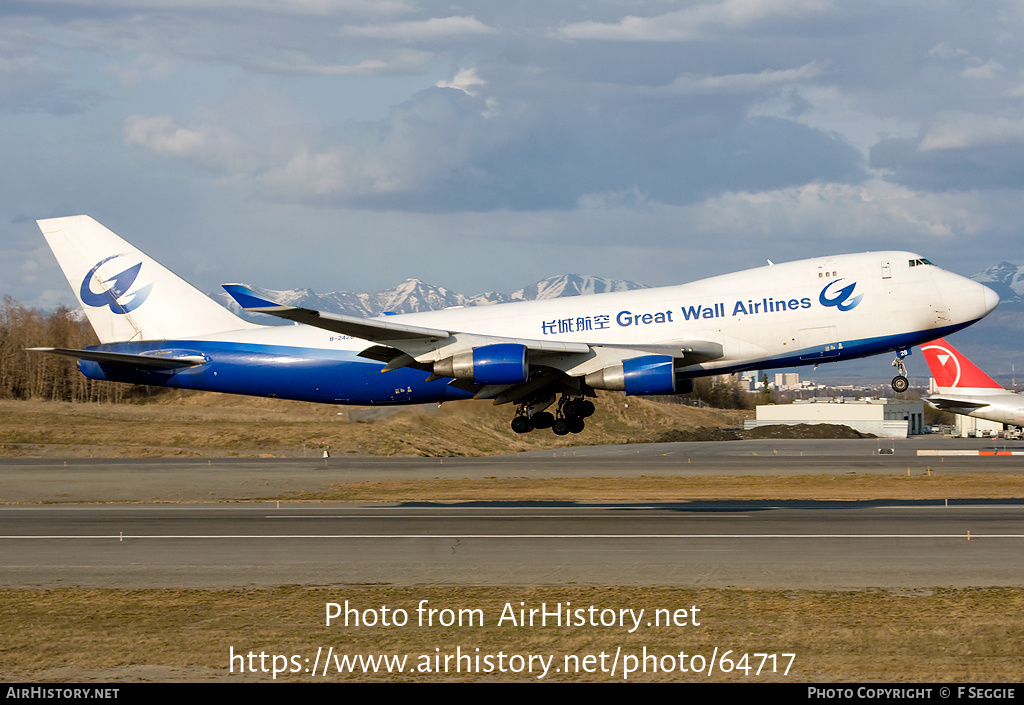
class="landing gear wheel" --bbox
[578,400,595,418]
[552,418,571,436]
[510,416,532,434]
[891,348,910,392]
[531,411,554,429]
[568,416,585,434]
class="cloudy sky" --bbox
[3,0,1023,310]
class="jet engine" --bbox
[585,355,694,396]
[433,343,529,385]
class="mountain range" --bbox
[210,273,647,319]
[971,262,1024,306]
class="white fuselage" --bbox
[931,390,1024,427]
[208,249,995,379]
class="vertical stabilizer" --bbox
[38,215,250,343]
[921,338,1003,392]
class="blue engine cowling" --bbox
[472,343,529,385]
[622,355,677,395]
[585,355,695,396]
[433,343,529,385]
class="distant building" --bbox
[954,415,1004,438]
[774,372,801,389]
[744,397,925,438]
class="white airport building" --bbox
[744,398,926,438]
[953,415,1004,438]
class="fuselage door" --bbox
[798,325,840,360]
[881,261,891,279]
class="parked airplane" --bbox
[921,338,1024,427]
[33,216,998,435]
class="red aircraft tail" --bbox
[920,338,1002,390]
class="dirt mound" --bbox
[740,423,875,439]
[653,426,741,443]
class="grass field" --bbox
[3,586,1022,682]
[0,392,748,458]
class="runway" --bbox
[2,439,1022,589]
[3,499,1024,589]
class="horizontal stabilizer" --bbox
[27,347,207,369]
[924,395,990,411]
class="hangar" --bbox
[743,398,925,438]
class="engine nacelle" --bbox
[585,355,693,396]
[433,343,529,385]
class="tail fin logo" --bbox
[922,342,961,387]
[819,279,863,312]
[80,255,153,314]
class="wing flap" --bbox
[597,341,724,364]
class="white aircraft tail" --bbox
[38,215,250,344]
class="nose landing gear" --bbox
[891,348,910,393]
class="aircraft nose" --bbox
[939,270,999,325]
[983,283,999,315]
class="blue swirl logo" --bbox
[818,279,862,312]
[80,255,153,314]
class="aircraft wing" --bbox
[224,283,594,354]
[224,282,724,359]
[27,347,206,369]
[222,284,452,343]
[223,284,725,403]
[924,395,990,411]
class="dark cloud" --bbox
[255,84,866,212]
[872,137,1024,191]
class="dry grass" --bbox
[0,393,748,458]
[3,586,1022,682]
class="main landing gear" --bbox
[891,348,910,393]
[510,395,595,435]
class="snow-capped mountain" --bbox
[971,262,1024,305]
[508,274,645,301]
[210,274,648,320]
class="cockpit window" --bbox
[908,258,934,267]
